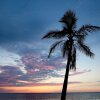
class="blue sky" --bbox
[0,0,100,93]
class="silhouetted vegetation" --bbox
[42,10,100,100]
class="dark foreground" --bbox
[0,92,100,100]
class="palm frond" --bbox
[60,10,77,29]
[74,34,86,42]
[77,41,94,57]
[77,24,100,35]
[42,30,66,39]
[48,40,63,58]
[70,47,76,70]
[61,40,70,58]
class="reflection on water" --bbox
[0,92,100,100]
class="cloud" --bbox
[0,80,82,93]
[0,65,23,86]
[21,52,65,76]
[0,51,64,86]
[0,88,11,93]
[69,81,82,84]
[15,81,82,86]
[0,47,92,87]
[0,41,48,57]
[69,69,91,76]
[21,52,92,82]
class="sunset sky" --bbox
[0,0,100,93]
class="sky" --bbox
[0,0,100,93]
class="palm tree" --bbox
[42,10,100,100]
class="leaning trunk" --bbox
[61,43,72,100]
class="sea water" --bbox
[0,92,100,100]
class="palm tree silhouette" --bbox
[42,10,100,100]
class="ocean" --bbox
[0,92,100,100]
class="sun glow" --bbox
[0,86,62,93]
[0,82,100,93]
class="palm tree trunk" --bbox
[61,43,72,100]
